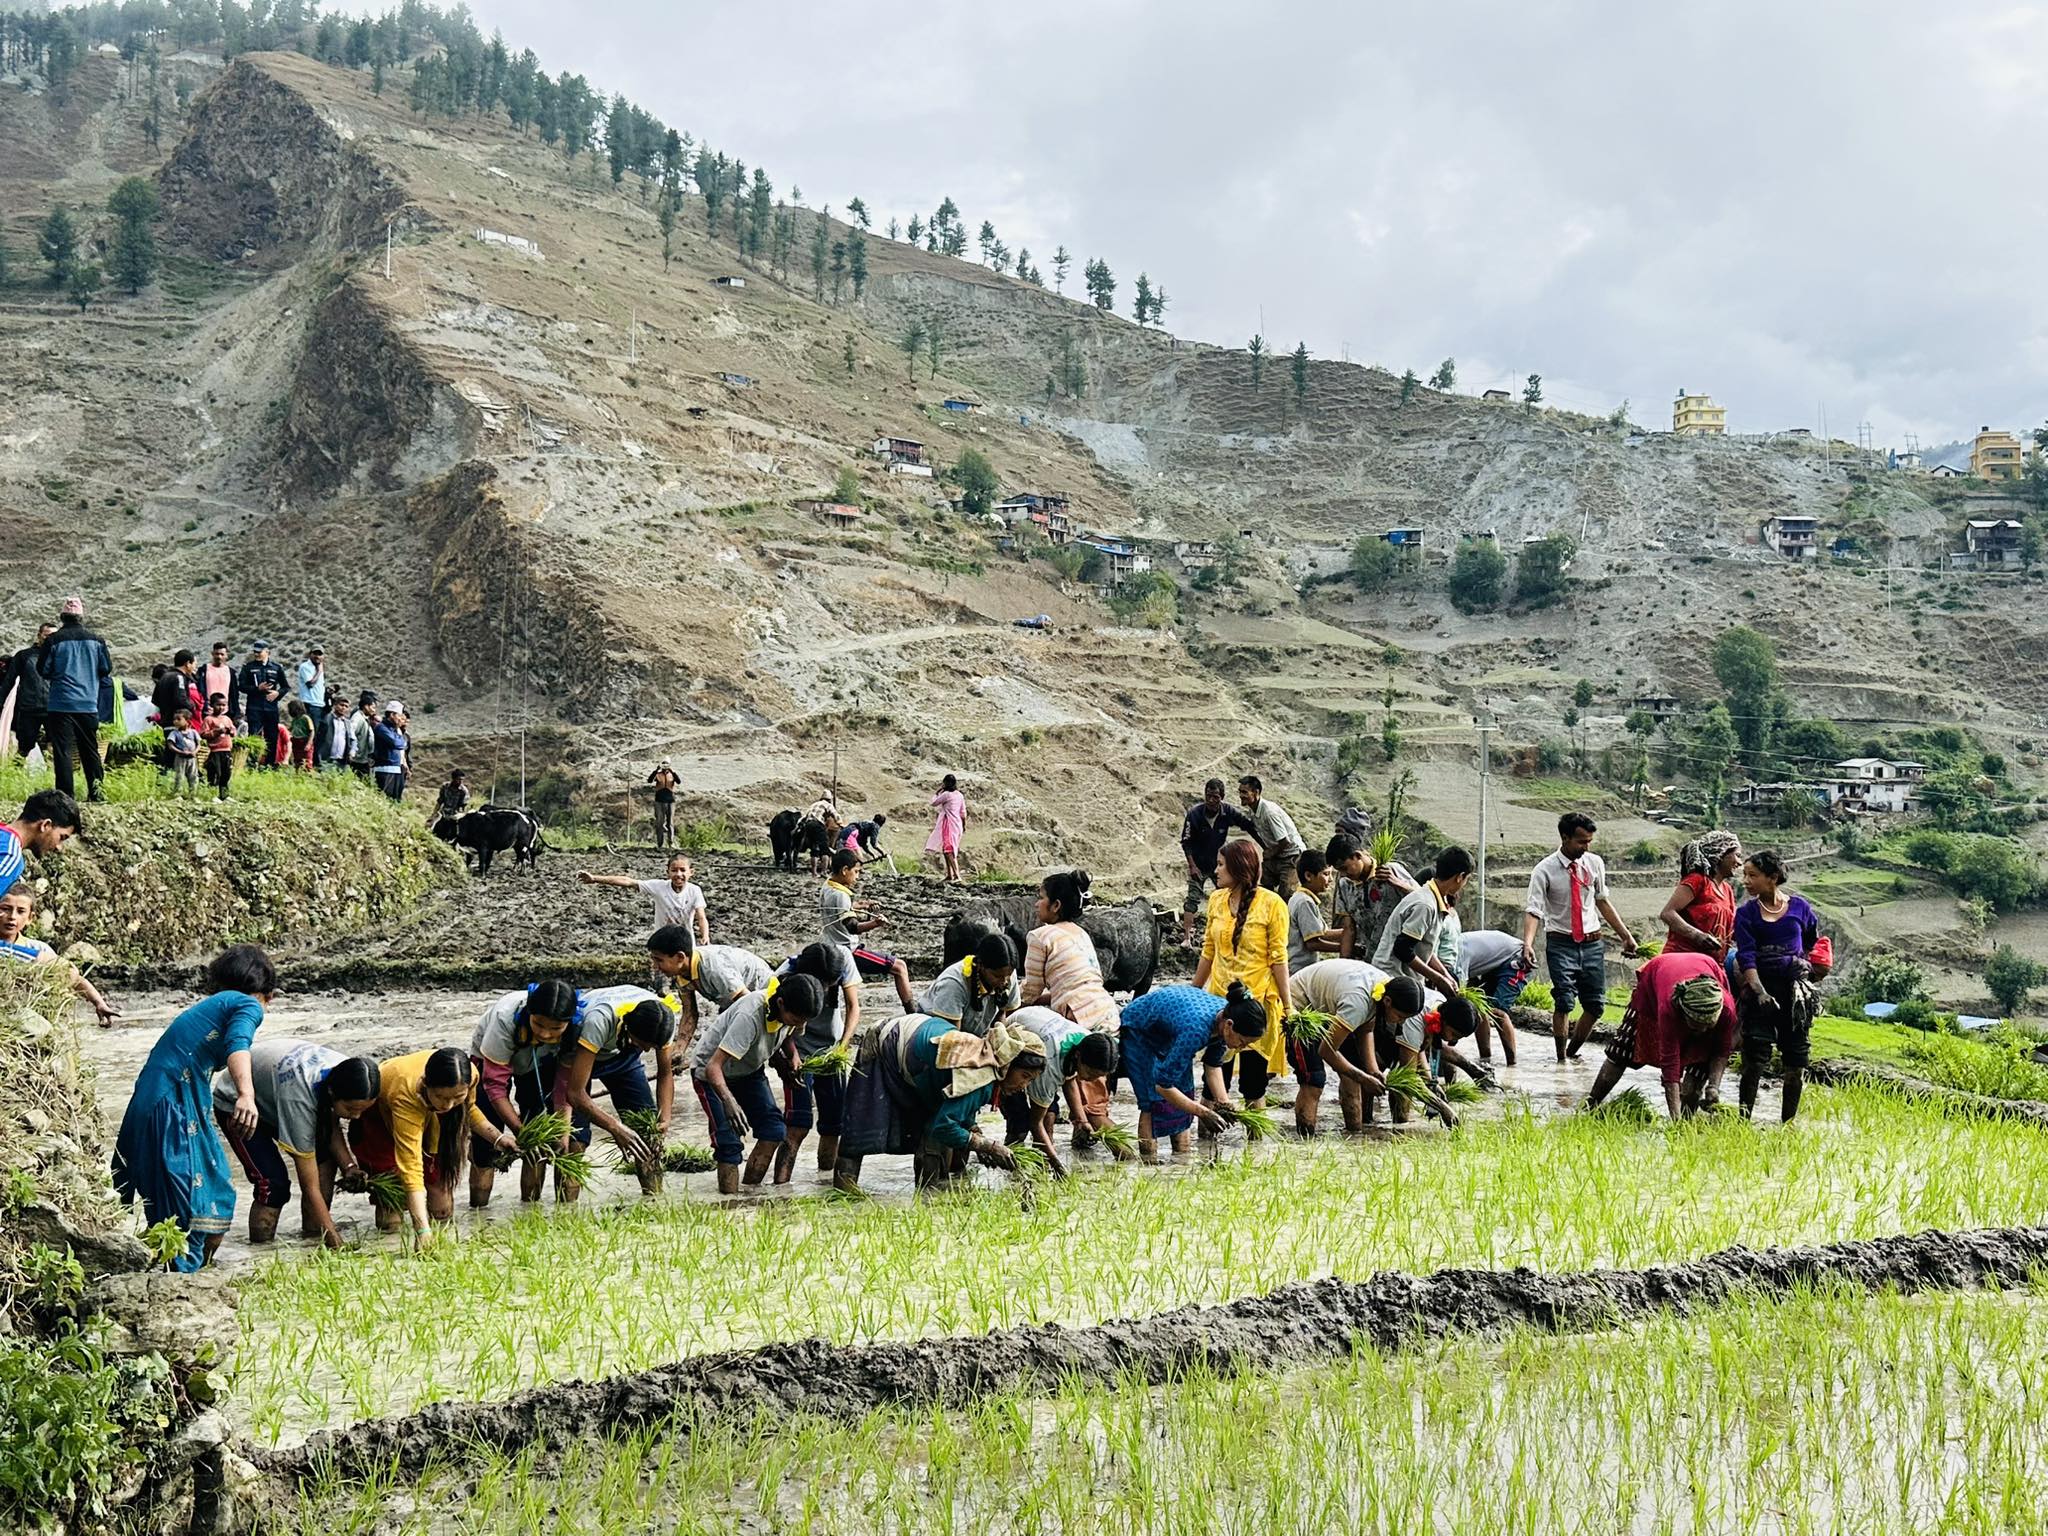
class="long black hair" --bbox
[1216,980,1268,1041]
[314,1054,381,1161]
[1042,868,1091,924]
[1063,1030,1118,1079]
[421,1048,473,1192]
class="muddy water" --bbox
[80,981,1740,1270]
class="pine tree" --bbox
[906,214,924,248]
[1151,287,1168,325]
[1523,373,1543,408]
[39,205,75,286]
[926,319,942,379]
[1429,357,1456,390]
[886,217,900,241]
[842,333,857,376]
[1132,272,1154,326]
[901,318,926,382]
[829,239,847,302]
[605,94,630,184]
[1291,342,1309,409]
[1247,333,1266,392]
[810,206,830,299]
[1399,368,1418,406]
[847,197,869,230]
[848,230,868,299]
[1083,258,1115,310]
[656,179,678,270]
[746,169,773,262]
[1052,245,1071,293]
[978,220,998,266]
[107,176,159,295]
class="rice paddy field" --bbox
[232,1082,2048,1446]
[291,1282,2048,1535]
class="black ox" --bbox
[942,894,1163,998]
[433,806,547,874]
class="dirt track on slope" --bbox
[252,1223,2048,1496]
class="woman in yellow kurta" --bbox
[353,1048,508,1245]
[1191,835,1292,1112]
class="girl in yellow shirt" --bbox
[1192,836,1293,1113]
[353,1048,507,1246]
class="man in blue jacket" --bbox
[37,600,112,802]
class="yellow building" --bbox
[1970,426,2025,480]
[1672,389,1726,436]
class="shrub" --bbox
[1109,572,1179,629]
[1447,539,1506,611]
[0,1327,148,1528]
[1854,950,1928,1007]
[1985,945,2046,1016]
[1626,839,1661,865]
[1952,839,2038,913]
[1349,537,1397,592]
[1515,534,1576,605]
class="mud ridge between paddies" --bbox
[253,1222,2048,1495]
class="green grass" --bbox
[0,752,373,809]
[289,1283,2048,1535]
[232,1084,2048,1442]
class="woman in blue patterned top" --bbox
[1118,981,1269,1159]
[112,946,274,1270]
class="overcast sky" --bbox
[466,0,2045,448]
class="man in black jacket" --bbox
[2,622,55,757]
[237,640,289,767]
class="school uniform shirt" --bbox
[576,984,669,1065]
[1460,929,1524,981]
[1249,798,1305,857]
[1434,905,1466,981]
[1009,1005,1084,1109]
[0,934,56,964]
[470,990,561,1077]
[819,880,859,948]
[919,958,1021,1038]
[1286,889,1328,973]
[213,1039,344,1158]
[639,878,706,930]
[0,823,24,902]
[1199,886,1290,1072]
[1372,882,1451,975]
[1291,959,1395,1034]
[689,944,772,1004]
[687,990,789,1079]
[780,946,860,1058]
[1526,850,1612,941]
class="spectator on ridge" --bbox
[2,622,55,758]
[38,599,112,803]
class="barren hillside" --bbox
[1,48,2038,894]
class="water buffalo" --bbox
[942,894,1163,997]
[433,806,546,874]
[768,808,803,871]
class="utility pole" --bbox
[384,220,392,280]
[830,725,840,808]
[1476,712,1494,928]
[629,307,637,364]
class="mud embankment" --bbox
[157,55,417,267]
[1811,1057,2048,1129]
[254,1223,2048,1495]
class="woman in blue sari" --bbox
[112,945,274,1271]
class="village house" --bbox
[717,372,754,389]
[1969,427,2024,481]
[1930,463,1964,479]
[1631,691,1683,723]
[1075,533,1150,585]
[1173,539,1220,572]
[1761,513,1819,559]
[997,492,1073,544]
[1672,389,1727,436]
[795,499,862,530]
[1955,518,2025,570]
[940,398,983,414]
[870,434,933,477]
[1822,758,1927,816]
[1481,388,1513,402]
[1728,782,1826,814]
[712,275,746,288]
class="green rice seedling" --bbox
[551,1147,598,1188]
[620,1109,664,1140]
[363,1170,406,1210]
[1091,1121,1138,1156]
[798,1042,855,1079]
[1458,984,1492,1017]
[1285,1009,1339,1047]
[515,1110,573,1155]
[1382,1062,1428,1102]
[1443,1079,1485,1105]
[1008,1142,1050,1179]
[662,1143,718,1174]
[1590,1086,1657,1124]
[1231,1104,1279,1139]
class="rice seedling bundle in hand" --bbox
[1092,1121,1137,1156]
[1232,1104,1279,1140]
[1591,1086,1658,1125]
[1285,1009,1339,1047]
[1444,1079,1485,1105]
[364,1170,407,1211]
[798,1041,855,1079]
[515,1111,573,1156]
[1381,1062,1428,1103]
[1008,1142,1050,1179]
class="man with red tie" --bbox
[1521,812,1640,1064]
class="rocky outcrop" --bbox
[158,55,416,265]
[278,278,476,495]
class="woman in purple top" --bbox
[1733,849,1826,1124]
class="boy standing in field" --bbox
[1522,811,1640,1062]
[199,695,236,801]
[581,852,712,943]
[165,708,201,795]
[819,849,914,1008]
[1286,848,1344,974]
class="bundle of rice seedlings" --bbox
[621,1108,664,1142]
[1382,1062,1428,1103]
[1590,1086,1658,1125]
[1092,1121,1138,1156]
[552,1147,597,1187]
[1459,985,1492,1017]
[1232,1104,1279,1139]
[662,1143,718,1174]
[365,1169,407,1211]
[1285,1009,1339,1047]
[798,1041,855,1079]
[1444,1079,1486,1105]
[515,1110,573,1155]
[1008,1142,1050,1179]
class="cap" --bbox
[309,645,324,656]
[253,638,273,650]
[384,699,406,715]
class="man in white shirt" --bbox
[579,852,711,943]
[1520,812,1639,1062]
[1237,774,1306,896]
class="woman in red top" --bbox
[1582,949,1737,1119]
[1658,831,1741,957]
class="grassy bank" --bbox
[235,1083,2048,1440]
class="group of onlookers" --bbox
[0,606,418,802]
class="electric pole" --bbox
[1476,712,1494,928]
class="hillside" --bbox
[1,47,2040,897]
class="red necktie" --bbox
[1569,862,1586,943]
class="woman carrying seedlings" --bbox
[1734,849,1829,1123]
[212,1043,380,1249]
[1659,831,1743,960]
[467,979,581,1207]
[1118,981,1271,1159]
[919,933,1022,1038]
[776,942,863,1180]
[1191,837,1293,1118]
[646,924,772,1053]
[1584,948,1737,1119]
[999,1005,1123,1175]
[927,773,967,883]
[352,1047,507,1245]
[1287,962,1461,1133]
[688,974,824,1194]
[1021,868,1122,1142]
[112,945,276,1271]
[551,985,678,1193]
[832,1016,1039,1193]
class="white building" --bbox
[1822,758,1927,815]
[1761,513,1818,559]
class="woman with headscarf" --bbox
[1658,831,1742,959]
[1583,948,1738,1120]
[832,1016,1041,1192]
[1021,868,1120,1144]
[1191,836,1292,1121]
[353,1047,509,1247]
[113,945,275,1271]
[927,773,967,883]
[1118,981,1271,1159]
